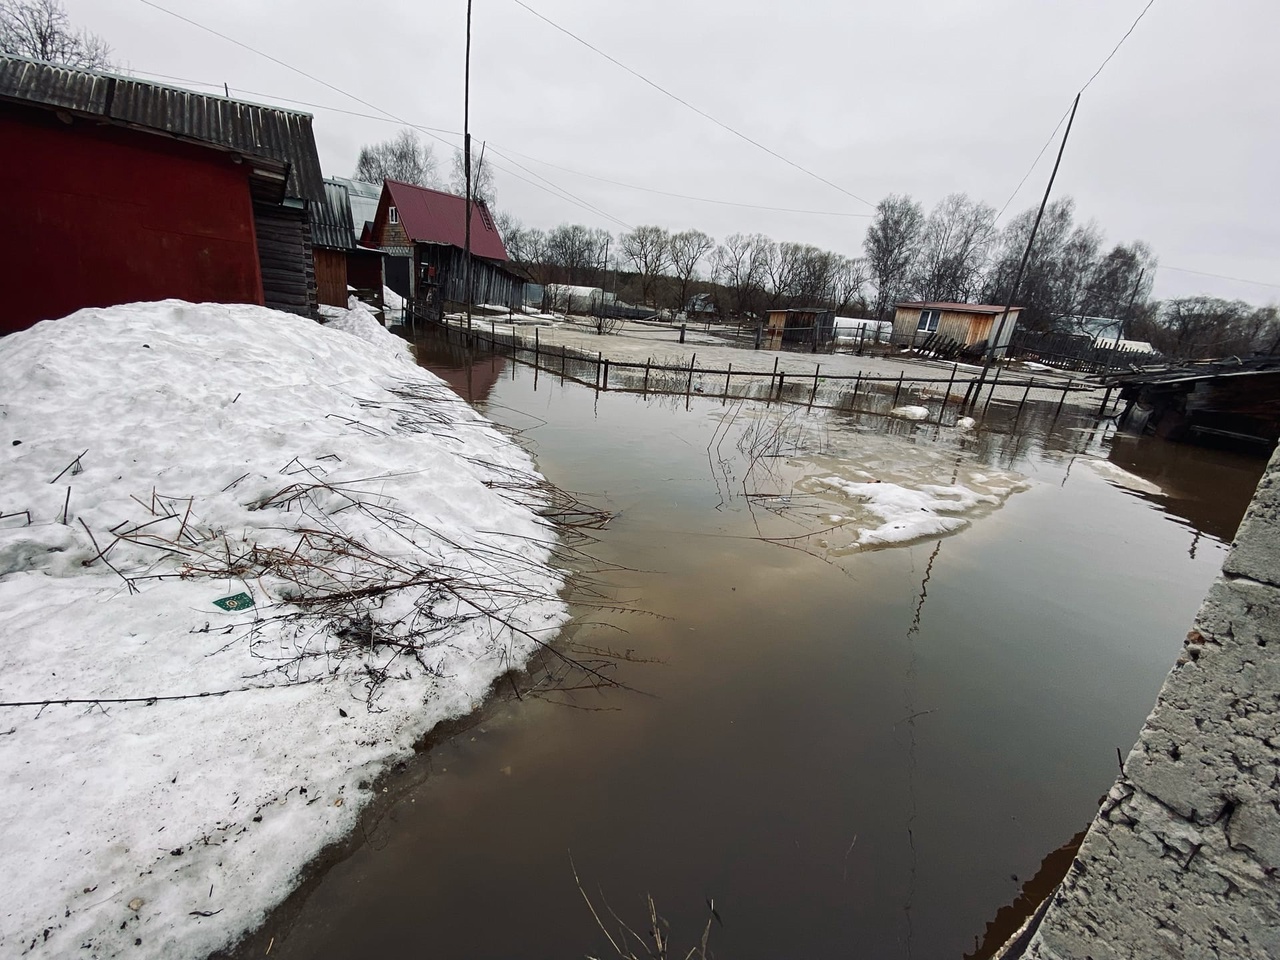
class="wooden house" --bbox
[369,180,524,313]
[0,54,325,335]
[764,307,835,349]
[892,302,1023,351]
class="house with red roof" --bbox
[369,180,525,313]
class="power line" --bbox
[124,64,859,223]
[508,0,876,210]
[135,0,632,229]
[995,0,1159,222]
[1159,265,1280,291]
[485,143,872,218]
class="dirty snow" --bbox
[889,404,931,421]
[0,301,567,958]
[1082,458,1164,496]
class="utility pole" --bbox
[1121,267,1145,341]
[987,93,1081,363]
[463,0,473,331]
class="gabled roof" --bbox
[897,301,1023,315]
[0,54,324,201]
[383,180,508,261]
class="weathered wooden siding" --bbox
[893,307,1019,346]
[314,248,347,307]
[253,203,317,317]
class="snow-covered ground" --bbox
[0,301,567,958]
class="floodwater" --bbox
[236,337,1266,960]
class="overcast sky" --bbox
[70,0,1279,303]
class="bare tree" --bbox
[911,193,995,303]
[711,232,770,321]
[449,144,496,207]
[353,129,438,187]
[864,194,924,320]
[1,0,111,69]
[830,256,872,316]
[620,225,670,307]
[667,229,714,312]
[544,224,611,286]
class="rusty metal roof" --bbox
[0,54,323,201]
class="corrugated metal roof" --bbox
[328,176,382,240]
[896,301,1023,315]
[313,179,356,250]
[0,55,323,201]
[384,180,509,262]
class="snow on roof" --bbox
[383,180,509,261]
[0,300,565,959]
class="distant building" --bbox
[315,178,385,310]
[686,293,717,320]
[764,307,835,349]
[892,301,1023,350]
[369,180,524,311]
[0,54,325,334]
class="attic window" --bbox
[389,206,399,225]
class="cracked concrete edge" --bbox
[1019,445,1280,960]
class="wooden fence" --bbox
[1008,330,1157,375]
[415,311,1110,427]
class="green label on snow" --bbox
[213,592,255,612]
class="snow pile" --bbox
[381,284,404,323]
[813,474,1025,548]
[0,301,567,959]
[889,404,931,421]
[782,431,1029,551]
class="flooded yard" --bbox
[238,336,1266,959]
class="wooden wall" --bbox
[314,248,347,307]
[254,203,317,317]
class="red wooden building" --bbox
[0,55,325,336]
[370,180,525,313]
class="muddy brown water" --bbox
[240,338,1266,960]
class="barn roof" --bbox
[383,180,509,261]
[897,301,1023,315]
[313,179,356,250]
[0,54,324,201]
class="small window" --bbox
[389,206,399,225]
[916,308,940,333]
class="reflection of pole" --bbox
[463,0,473,332]
[987,93,1081,363]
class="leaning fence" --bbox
[415,311,1113,427]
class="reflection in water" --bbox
[238,331,1264,960]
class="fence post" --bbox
[603,358,610,391]
[643,357,651,396]
[687,354,697,397]
[680,323,686,344]
[724,363,732,400]
[1055,379,1073,419]
[858,326,866,356]
[561,344,566,384]
[942,363,958,423]
[981,366,1002,418]
[1014,379,1033,424]
[810,364,820,408]
[534,326,540,364]
[596,351,603,391]
[1097,386,1113,417]
[850,372,861,411]
[892,372,904,408]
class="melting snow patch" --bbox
[889,405,931,421]
[0,301,567,959]
[1082,459,1164,496]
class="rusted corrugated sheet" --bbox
[0,55,323,201]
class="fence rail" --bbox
[415,310,1111,427]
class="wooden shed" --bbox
[764,307,835,350]
[892,302,1023,352]
[0,54,325,334]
